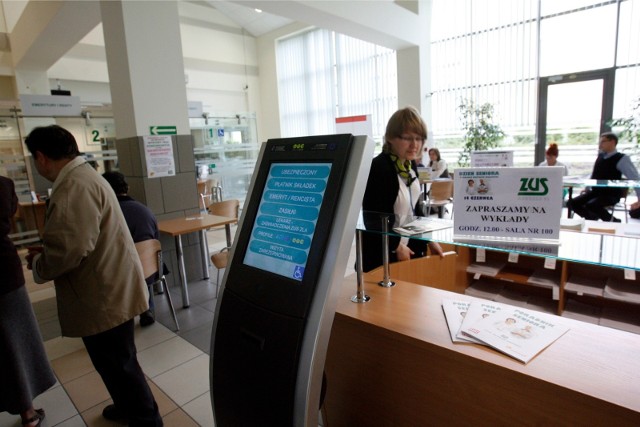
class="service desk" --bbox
[323,274,640,426]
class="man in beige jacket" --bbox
[25,125,162,426]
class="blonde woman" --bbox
[361,107,443,272]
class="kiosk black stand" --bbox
[210,134,374,426]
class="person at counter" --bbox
[427,147,449,179]
[361,106,443,272]
[23,125,162,426]
[538,143,569,175]
[567,132,640,222]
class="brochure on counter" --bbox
[456,300,507,344]
[393,217,452,235]
[442,299,570,363]
[441,299,473,343]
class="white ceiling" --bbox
[207,0,294,37]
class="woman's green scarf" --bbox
[390,153,413,186]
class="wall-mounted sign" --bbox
[149,125,177,135]
[335,115,373,138]
[188,101,203,118]
[143,135,175,178]
[471,150,514,167]
[20,94,81,117]
[453,167,563,240]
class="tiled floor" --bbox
[2,225,356,427]
[0,226,230,427]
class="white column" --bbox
[100,0,189,138]
[100,0,202,286]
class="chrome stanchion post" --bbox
[379,215,396,287]
[351,229,370,303]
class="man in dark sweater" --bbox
[103,172,160,326]
[567,132,640,222]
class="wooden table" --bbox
[158,214,236,307]
[323,274,640,426]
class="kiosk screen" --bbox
[243,162,331,281]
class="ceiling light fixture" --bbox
[254,8,262,13]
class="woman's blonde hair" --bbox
[383,106,427,153]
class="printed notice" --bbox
[143,135,175,178]
[470,150,513,167]
[243,163,331,281]
[454,167,563,240]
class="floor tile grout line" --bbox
[49,366,193,426]
[146,352,206,381]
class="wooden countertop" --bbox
[326,274,640,423]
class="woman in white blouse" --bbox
[538,143,569,175]
[428,147,449,178]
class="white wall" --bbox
[10,1,264,137]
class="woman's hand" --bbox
[395,242,414,261]
[428,242,444,258]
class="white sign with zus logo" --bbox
[454,167,563,240]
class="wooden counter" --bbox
[18,201,46,236]
[323,274,640,426]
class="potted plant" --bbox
[457,99,505,166]
[609,96,640,165]
[609,95,640,147]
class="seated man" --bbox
[567,132,640,222]
[102,172,162,326]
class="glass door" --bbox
[536,68,615,176]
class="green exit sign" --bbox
[150,125,177,135]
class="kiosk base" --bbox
[212,290,304,426]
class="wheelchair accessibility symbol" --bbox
[293,265,305,280]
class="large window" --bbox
[430,0,640,170]
[276,29,397,141]
[430,0,539,167]
[273,1,640,171]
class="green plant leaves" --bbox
[457,99,506,166]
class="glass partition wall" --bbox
[190,112,259,205]
[0,109,27,198]
[19,114,118,197]
[5,111,118,245]
[0,108,37,245]
[6,107,258,245]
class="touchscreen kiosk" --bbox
[210,134,373,427]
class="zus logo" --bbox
[518,177,549,195]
